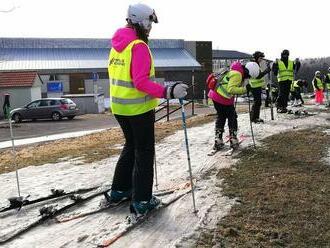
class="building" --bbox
[0,72,42,117]
[212,49,251,72]
[0,38,211,108]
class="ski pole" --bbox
[234,95,238,109]
[268,62,274,120]
[247,91,256,149]
[8,114,21,197]
[154,150,158,190]
[179,98,197,213]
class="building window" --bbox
[49,74,59,81]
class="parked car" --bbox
[10,98,79,123]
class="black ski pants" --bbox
[276,80,292,109]
[250,87,262,121]
[265,88,270,107]
[112,110,155,202]
[290,91,304,104]
[213,101,238,132]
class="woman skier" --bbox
[106,3,188,215]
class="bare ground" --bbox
[195,128,330,248]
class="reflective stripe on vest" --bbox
[249,70,265,88]
[290,80,299,92]
[111,95,154,104]
[215,71,236,99]
[277,60,294,82]
[108,39,159,116]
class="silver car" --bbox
[10,98,79,123]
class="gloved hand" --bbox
[165,82,189,99]
[246,84,251,94]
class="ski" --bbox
[208,134,245,157]
[287,109,310,117]
[223,137,246,157]
[55,189,173,223]
[0,186,110,245]
[97,188,192,247]
[55,181,192,223]
[0,185,100,213]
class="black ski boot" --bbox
[252,118,264,124]
[212,128,225,151]
[229,130,239,149]
[277,107,288,113]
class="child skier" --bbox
[249,51,271,123]
[290,79,307,106]
[324,67,330,107]
[313,71,324,105]
[206,61,260,152]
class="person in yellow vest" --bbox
[313,71,324,105]
[206,61,260,152]
[290,79,307,106]
[106,3,188,215]
[324,67,330,107]
[249,51,271,123]
[272,49,301,113]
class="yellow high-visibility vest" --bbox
[215,70,241,99]
[277,60,294,82]
[313,77,324,91]
[290,80,299,92]
[249,69,265,88]
[326,73,330,90]
[108,39,159,116]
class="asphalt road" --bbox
[0,105,215,142]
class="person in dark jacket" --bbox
[272,49,300,113]
[2,94,10,119]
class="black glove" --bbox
[246,84,251,94]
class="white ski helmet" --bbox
[245,62,260,78]
[315,71,321,76]
[127,3,158,30]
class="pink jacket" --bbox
[111,27,166,98]
[208,61,244,106]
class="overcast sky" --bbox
[0,0,329,60]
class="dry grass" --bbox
[196,128,330,248]
[0,114,216,174]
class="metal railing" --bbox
[155,82,196,122]
[155,99,194,122]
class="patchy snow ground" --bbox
[0,129,107,149]
[0,106,329,248]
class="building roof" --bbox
[0,71,39,88]
[212,50,251,59]
[0,38,200,72]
